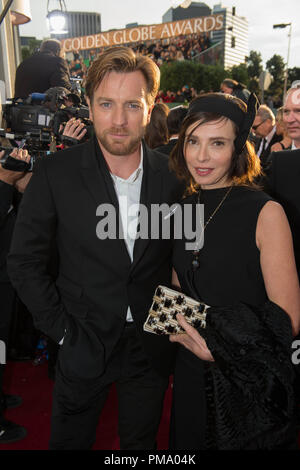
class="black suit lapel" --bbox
[80,137,131,263]
[131,144,163,271]
[80,136,118,207]
[131,143,163,269]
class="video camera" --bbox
[0,87,92,171]
[1,87,92,151]
[52,104,92,144]
[3,94,53,134]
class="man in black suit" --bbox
[252,104,282,170]
[8,47,182,450]
[14,39,71,98]
[266,149,300,272]
[265,148,300,428]
[0,148,30,444]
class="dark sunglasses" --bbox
[252,119,267,131]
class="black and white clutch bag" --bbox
[143,285,209,336]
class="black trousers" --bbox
[49,324,169,450]
[169,346,207,450]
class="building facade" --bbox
[162,2,249,69]
[212,4,248,69]
[52,11,101,40]
[162,2,212,22]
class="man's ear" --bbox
[86,97,93,122]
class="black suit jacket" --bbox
[14,52,71,98]
[0,181,20,283]
[7,138,183,379]
[255,131,282,169]
[264,149,300,274]
[155,139,178,156]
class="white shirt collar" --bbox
[265,125,276,145]
[111,145,143,184]
[291,141,300,150]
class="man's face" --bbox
[252,116,274,138]
[220,83,233,95]
[87,70,152,157]
[283,89,300,144]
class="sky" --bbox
[19,0,300,69]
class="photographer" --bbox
[0,148,30,444]
[14,39,71,99]
[220,78,251,104]
[44,87,91,148]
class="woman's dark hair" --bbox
[170,93,262,194]
[144,103,170,149]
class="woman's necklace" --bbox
[192,186,233,271]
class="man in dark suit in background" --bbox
[265,147,300,428]
[264,84,300,251]
[266,149,300,272]
[0,148,31,444]
[14,39,71,98]
[252,104,282,170]
[265,82,300,423]
[8,47,182,450]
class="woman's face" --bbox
[184,118,236,189]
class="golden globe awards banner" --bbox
[61,14,224,52]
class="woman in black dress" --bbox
[168,93,300,449]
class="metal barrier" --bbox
[192,41,224,66]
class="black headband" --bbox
[187,93,259,154]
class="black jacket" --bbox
[7,138,183,379]
[155,139,178,156]
[255,131,283,170]
[0,181,19,283]
[264,149,300,274]
[202,301,295,449]
[14,52,71,98]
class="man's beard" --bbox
[98,126,145,156]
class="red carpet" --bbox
[1,360,172,450]
[2,361,300,450]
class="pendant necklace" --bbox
[192,186,233,271]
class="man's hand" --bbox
[169,314,214,362]
[0,148,30,186]
[61,118,87,142]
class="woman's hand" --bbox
[169,313,214,362]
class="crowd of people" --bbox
[64,32,212,104]
[66,32,212,80]
[132,32,212,65]
[1,39,300,450]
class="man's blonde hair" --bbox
[85,46,160,106]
